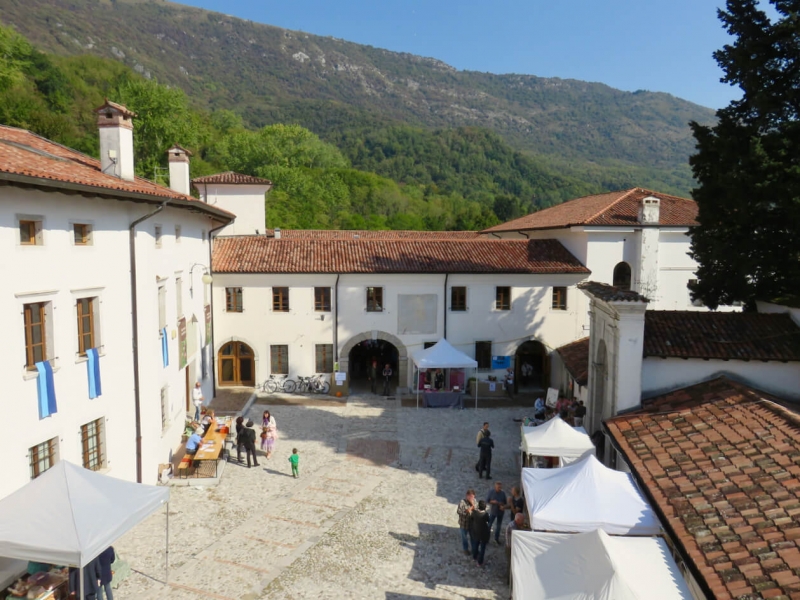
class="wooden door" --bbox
[218,342,255,386]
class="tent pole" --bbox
[415,366,419,409]
[166,502,170,584]
[474,367,478,411]
[79,565,84,600]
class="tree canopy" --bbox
[689,0,800,309]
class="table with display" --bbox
[180,417,232,478]
[4,567,69,600]
[421,391,464,408]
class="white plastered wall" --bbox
[198,184,269,236]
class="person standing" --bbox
[382,363,393,396]
[486,481,508,544]
[289,447,300,478]
[456,489,476,555]
[508,486,524,516]
[574,401,587,427]
[234,416,245,463]
[534,396,546,421]
[477,431,494,480]
[192,382,204,422]
[242,420,259,468]
[262,410,277,459]
[97,546,115,600]
[505,512,526,584]
[369,358,378,394]
[469,500,490,567]
[474,422,489,472]
[504,367,514,399]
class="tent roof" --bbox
[520,417,595,459]
[0,461,169,567]
[511,529,692,600]
[522,455,661,535]
[411,338,478,369]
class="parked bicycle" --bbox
[263,374,296,394]
[295,374,330,394]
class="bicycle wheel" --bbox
[320,381,330,394]
[297,380,308,393]
[265,380,278,393]
[283,379,296,393]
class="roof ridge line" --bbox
[583,188,637,224]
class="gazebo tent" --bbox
[511,529,692,600]
[522,455,661,535]
[520,416,595,466]
[0,461,170,595]
[410,338,478,409]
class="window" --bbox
[366,287,383,312]
[175,225,182,243]
[495,286,511,311]
[315,344,334,373]
[613,262,632,290]
[19,219,42,245]
[76,297,97,355]
[314,287,331,312]
[158,285,167,329]
[154,225,162,247]
[80,418,104,471]
[552,286,567,310]
[273,287,289,312]
[73,223,92,246]
[23,302,47,369]
[29,437,58,479]
[451,286,467,311]
[176,276,183,319]
[475,341,492,370]
[271,345,289,374]
[160,386,169,432]
[226,287,242,313]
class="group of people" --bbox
[232,410,301,477]
[68,546,115,600]
[368,358,394,396]
[533,396,586,426]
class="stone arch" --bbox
[339,331,408,392]
[215,336,261,387]
[613,261,632,290]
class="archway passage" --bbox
[218,341,255,386]
[613,262,632,290]
[515,340,548,394]
[348,339,399,394]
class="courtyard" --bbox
[113,393,522,599]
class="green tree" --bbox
[689,0,800,309]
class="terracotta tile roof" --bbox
[556,337,589,386]
[0,125,233,221]
[95,98,137,117]
[483,187,698,232]
[606,377,800,600]
[264,229,481,239]
[192,171,273,185]
[212,236,590,274]
[644,312,800,362]
[578,281,650,303]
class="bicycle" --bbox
[263,374,296,394]
[295,376,311,393]
[309,373,330,394]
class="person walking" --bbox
[456,489,476,555]
[381,363,393,396]
[505,512,526,584]
[289,447,300,478]
[469,500,490,567]
[486,481,508,544]
[242,420,259,468]
[369,358,378,394]
[191,382,204,422]
[477,430,494,480]
[574,400,586,427]
[262,410,277,459]
[474,422,489,472]
[234,416,245,463]
[96,546,115,600]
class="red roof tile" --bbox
[0,125,233,221]
[578,281,649,303]
[606,377,800,600]
[192,171,273,185]
[264,229,481,240]
[644,312,800,362]
[483,187,698,232]
[556,337,589,386]
[212,236,591,274]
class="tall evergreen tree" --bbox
[689,0,800,309]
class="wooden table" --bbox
[192,417,231,477]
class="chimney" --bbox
[638,196,660,225]
[94,99,136,181]
[167,144,192,195]
[274,227,281,239]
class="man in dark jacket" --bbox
[234,416,245,463]
[97,547,115,600]
[242,420,259,468]
[469,500,491,566]
[477,430,494,479]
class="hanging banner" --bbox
[178,317,187,369]
[204,304,212,345]
[491,355,511,369]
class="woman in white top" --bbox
[261,410,277,459]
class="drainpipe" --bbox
[130,201,167,484]
[207,220,228,399]
[443,273,449,340]
[520,231,530,239]
[333,274,340,362]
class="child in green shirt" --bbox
[289,448,299,478]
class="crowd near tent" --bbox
[511,529,692,600]
[520,416,595,466]
[0,461,170,596]
[522,455,660,535]
[410,338,478,409]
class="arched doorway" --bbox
[339,331,408,394]
[591,339,607,433]
[218,341,255,387]
[515,340,548,394]
[613,262,632,290]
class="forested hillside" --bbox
[0,0,714,196]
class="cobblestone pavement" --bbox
[114,394,525,599]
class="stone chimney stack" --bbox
[638,196,660,225]
[167,145,192,195]
[94,99,136,181]
[636,196,661,300]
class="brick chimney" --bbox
[636,196,661,300]
[638,195,660,225]
[167,144,192,195]
[95,99,136,181]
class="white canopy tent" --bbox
[520,416,595,466]
[410,338,478,409]
[0,461,170,597]
[522,455,661,535]
[511,529,692,600]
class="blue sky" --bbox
[177,0,751,109]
